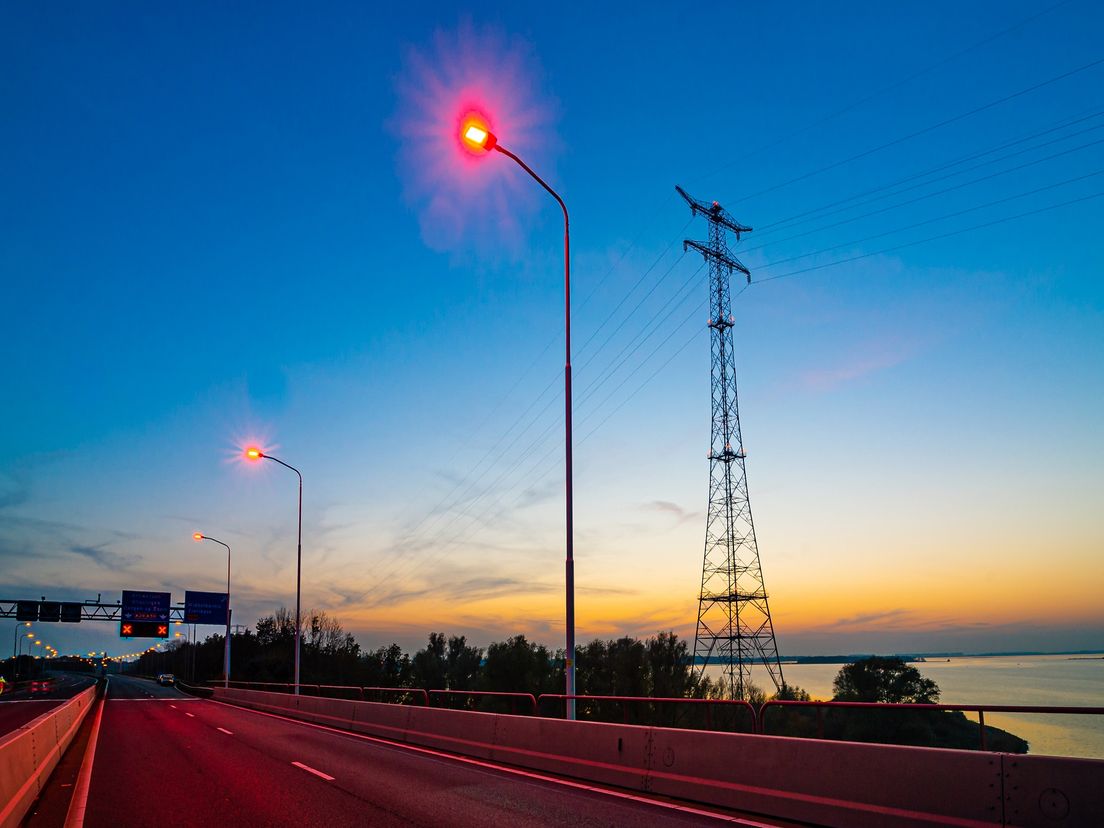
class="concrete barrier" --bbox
[1001,753,1104,826]
[211,687,1104,827]
[0,684,97,828]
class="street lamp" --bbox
[15,631,34,679]
[11,621,30,659]
[193,531,233,688]
[460,120,577,719]
[244,446,304,693]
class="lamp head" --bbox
[460,116,497,153]
[244,447,263,461]
[193,532,204,541]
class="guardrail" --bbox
[429,689,537,715]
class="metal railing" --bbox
[758,700,1104,750]
[429,689,537,715]
[538,694,758,732]
[214,680,428,705]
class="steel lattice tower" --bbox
[678,186,785,700]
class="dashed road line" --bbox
[292,761,334,781]
[184,712,195,718]
[217,727,233,735]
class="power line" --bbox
[698,0,1079,184]
[757,189,1104,284]
[755,166,1104,272]
[364,263,708,597]
[730,55,1104,205]
[753,107,1104,237]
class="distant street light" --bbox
[11,621,31,660]
[193,531,233,688]
[14,631,34,679]
[460,120,577,719]
[244,447,304,693]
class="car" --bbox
[157,673,175,686]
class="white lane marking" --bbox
[292,761,334,781]
[215,700,765,824]
[184,712,195,718]
[62,678,108,828]
[170,705,177,709]
[217,727,233,735]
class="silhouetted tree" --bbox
[481,635,558,694]
[832,657,940,703]
[411,632,447,690]
[445,635,482,691]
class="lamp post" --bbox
[244,447,304,694]
[461,121,576,719]
[193,532,233,688]
[11,621,30,659]
[15,631,34,680]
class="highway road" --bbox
[73,674,783,827]
[0,672,96,736]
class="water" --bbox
[714,653,1104,759]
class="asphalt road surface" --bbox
[0,672,96,736]
[79,674,780,827]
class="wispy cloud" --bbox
[799,340,920,393]
[67,542,140,571]
[0,471,30,510]
[349,573,557,610]
[831,608,914,628]
[642,500,698,525]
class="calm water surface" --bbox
[716,653,1104,759]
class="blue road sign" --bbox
[121,590,171,623]
[184,591,228,625]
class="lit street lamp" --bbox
[461,120,577,719]
[11,621,31,659]
[193,532,233,688]
[15,631,34,679]
[244,447,304,693]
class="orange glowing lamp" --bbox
[193,532,204,541]
[244,447,263,461]
[461,120,497,152]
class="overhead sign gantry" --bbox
[2,588,229,640]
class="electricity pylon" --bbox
[678,185,785,700]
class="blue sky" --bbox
[2,2,1102,667]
